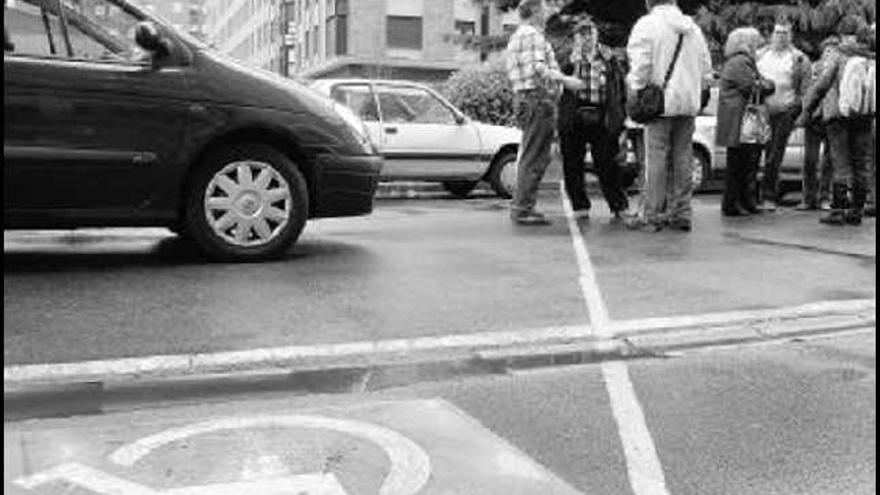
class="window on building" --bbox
[386,16,421,50]
[454,20,475,36]
[325,7,345,56]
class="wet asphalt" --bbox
[3,190,875,366]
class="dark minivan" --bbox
[4,0,382,261]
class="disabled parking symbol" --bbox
[14,414,431,495]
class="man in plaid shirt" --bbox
[557,16,631,221]
[506,0,585,225]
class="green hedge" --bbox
[441,58,517,128]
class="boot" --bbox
[820,183,848,226]
[845,183,866,225]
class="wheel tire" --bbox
[442,181,478,198]
[692,145,711,192]
[487,149,518,199]
[184,143,308,262]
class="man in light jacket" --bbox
[625,0,712,232]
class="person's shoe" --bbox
[759,200,778,212]
[625,217,662,232]
[794,202,818,211]
[668,218,692,232]
[722,204,749,217]
[819,199,832,210]
[845,209,863,226]
[572,208,591,220]
[819,210,846,226]
[512,211,551,225]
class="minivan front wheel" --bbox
[185,143,308,262]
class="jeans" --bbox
[642,116,696,224]
[825,117,872,209]
[511,92,556,216]
[762,106,800,201]
[558,112,628,213]
[803,121,834,207]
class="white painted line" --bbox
[609,299,876,336]
[3,324,594,384]
[559,184,671,495]
[110,414,431,495]
[602,360,670,495]
[558,182,611,335]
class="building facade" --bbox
[136,0,208,42]
[203,0,518,81]
[203,0,284,71]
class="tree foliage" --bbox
[441,57,517,127]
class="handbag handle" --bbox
[662,34,685,90]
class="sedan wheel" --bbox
[488,149,518,199]
[185,143,308,262]
[691,146,710,192]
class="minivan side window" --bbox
[5,0,146,63]
[330,84,379,122]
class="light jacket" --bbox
[626,4,712,117]
[756,45,810,114]
[803,39,875,123]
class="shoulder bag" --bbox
[627,34,684,124]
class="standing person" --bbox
[557,16,630,221]
[505,0,586,226]
[865,22,876,218]
[624,0,713,232]
[756,18,811,210]
[715,27,776,216]
[798,15,875,226]
[798,36,840,211]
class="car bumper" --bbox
[313,153,383,218]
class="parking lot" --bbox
[4,188,874,367]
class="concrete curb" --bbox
[5,302,874,418]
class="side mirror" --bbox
[135,22,170,57]
[454,114,467,125]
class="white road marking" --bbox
[109,414,431,495]
[559,184,612,334]
[4,298,873,386]
[559,183,671,495]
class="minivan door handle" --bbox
[384,127,398,134]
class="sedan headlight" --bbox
[332,102,376,154]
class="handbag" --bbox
[627,34,684,124]
[739,87,772,145]
[577,106,604,127]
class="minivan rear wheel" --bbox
[184,143,308,262]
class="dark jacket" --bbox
[715,51,775,148]
[558,44,627,135]
[803,40,875,123]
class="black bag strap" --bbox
[662,34,685,90]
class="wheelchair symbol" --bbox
[14,414,431,495]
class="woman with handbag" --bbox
[716,27,776,216]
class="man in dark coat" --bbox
[557,16,631,220]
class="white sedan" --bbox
[310,78,522,198]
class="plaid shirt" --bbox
[506,24,561,94]
[573,55,607,106]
